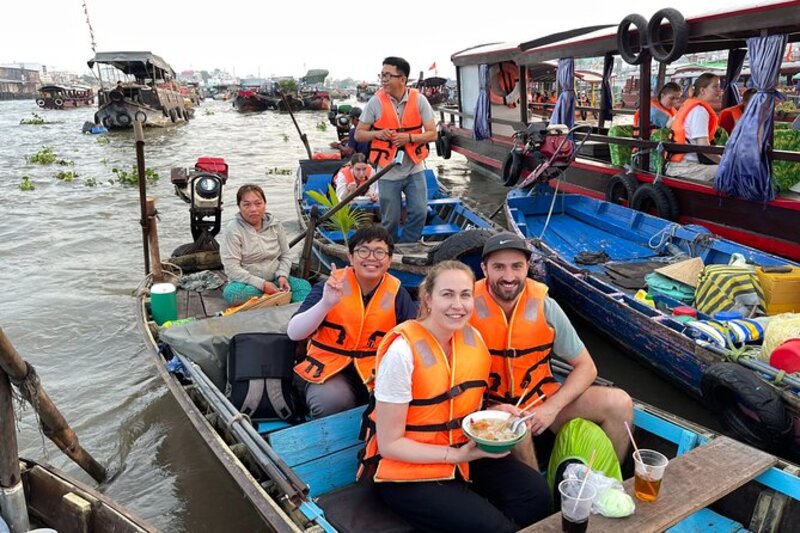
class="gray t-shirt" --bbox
[360,89,435,181]
[543,297,585,360]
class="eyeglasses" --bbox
[354,247,389,260]
[379,72,404,80]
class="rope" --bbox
[9,362,49,459]
[538,176,561,240]
[648,223,679,250]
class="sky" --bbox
[2,0,757,82]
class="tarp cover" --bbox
[160,303,301,389]
[87,51,175,78]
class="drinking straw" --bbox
[624,420,640,457]
[572,449,597,514]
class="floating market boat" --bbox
[35,84,94,109]
[505,181,800,459]
[440,2,800,260]
[233,78,271,113]
[88,51,190,128]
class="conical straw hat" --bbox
[654,257,704,288]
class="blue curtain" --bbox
[722,48,747,108]
[549,58,575,129]
[473,64,491,140]
[715,34,787,202]
[600,53,613,122]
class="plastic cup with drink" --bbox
[558,478,596,532]
[633,449,668,502]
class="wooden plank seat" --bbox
[268,406,414,532]
[523,436,777,533]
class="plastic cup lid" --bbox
[151,283,176,294]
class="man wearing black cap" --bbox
[470,233,633,465]
[330,107,370,158]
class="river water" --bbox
[0,98,720,531]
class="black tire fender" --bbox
[36,98,45,107]
[630,182,678,221]
[502,148,524,187]
[54,98,64,107]
[429,229,495,264]
[109,91,124,103]
[617,14,649,65]
[101,116,112,129]
[648,8,688,64]
[116,113,132,126]
[605,173,639,205]
[169,108,177,123]
[440,133,452,159]
[701,363,793,451]
[134,110,147,123]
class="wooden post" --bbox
[146,197,164,283]
[0,369,30,532]
[638,53,652,171]
[134,119,150,277]
[0,329,107,483]
[300,206,318,280]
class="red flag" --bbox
[428,62,436,71]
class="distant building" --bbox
[0,64,40,100]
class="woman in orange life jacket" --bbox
[719,87,757,134]
[668,73,723,182]
[633,82,681,130]
[333,153,378,203]
[367,261,550,533]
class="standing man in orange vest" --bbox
[470,233,633,464]
[355,57,437,243]
[287,225,417,418]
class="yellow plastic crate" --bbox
[757,266,800,315]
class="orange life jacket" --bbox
[632,99,676,128]
[368,89,429,167]
[469,279,560,410]
[719,103,744,135]
[336,163,375,188]
[489,62,519,108]
[359,320,491,483]
[294,267,400,386]
[670,98,720,162]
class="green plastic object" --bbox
[608,125,634,168]
[546,418,622,496]
[596,487,635,517]
[150,283,178,325]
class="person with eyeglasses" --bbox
[355,56,437,243]
[288,225,417,418]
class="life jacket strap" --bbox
[408,380,486,406]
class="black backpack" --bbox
[226,333,297,421]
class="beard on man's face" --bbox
[489,277,523,302]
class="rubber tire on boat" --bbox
[109,91,124,103]
[701,362,793,452]
[116,113,132,127]
[101,116,112,129]
[647,8,688,64]
[439,133,452,159]
[630,182,678,221]
[134,110,147,124]
[605,173,639,206]
[617,14,649,65]
[169,108,177,123]
[429,228,495,264]
[54,98,64,108]
[502,149,523,187]
[36,98,45,107]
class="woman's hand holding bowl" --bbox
[453,440,509,462]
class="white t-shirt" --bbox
[334,168,378,200]
[682,106,711,163]
[374,336,415,404]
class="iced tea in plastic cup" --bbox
[633,449,668,502]
[558,479,596,533]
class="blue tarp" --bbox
[722,48,747,108]
[549,58,575,129]
[715,34,787,202]
[474,64,491,140]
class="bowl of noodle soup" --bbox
[462,410,527,453]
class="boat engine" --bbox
[170,157,229,253]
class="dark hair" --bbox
[383,57,410,79]
[742,87,757,105]
[693,73,720,95]
[349,153,368,165]
[348,224,394,255]
[236,183,266,205]
[348,106,362,118]
[658,82,681,100]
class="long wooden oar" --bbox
[288,159,401,249]
[279,90,312,159]
[0,328,107,483]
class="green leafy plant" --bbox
[55,170,78,182]
[204,108,215,116]
[316,121,328,132]
[84,177,98,187]
[19,176,35,191]
[26,146,57,164]
[109,165,160,186]
[282,133,290,143]
[20,113,47,125]
[278,78,298,94]
[96,136,110,145]
[266,167,293,176]
[305,185,371,247]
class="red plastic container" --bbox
[770,339,800,374]
[672,306,698,318]
[195,157,229,181]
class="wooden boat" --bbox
[87,51,190,128]
[356,82,378,103]
[294,158,499,290]
[233,79,271,113]
[440,2,800,260]
[135,286,800,531]
[504,183,800,459]
[35,85,94,109]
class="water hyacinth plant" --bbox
[304,186,371,248]
[20,113,48,125]
[110,165,160,186]
[19,177,35,191]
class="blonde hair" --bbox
[417,261,476,320]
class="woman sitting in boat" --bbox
[220,184,311,305]
[633,82,681,130]
[359,261,550,533]
[333,153,378,203]
[667,73,723,182]
[719,87,756,134]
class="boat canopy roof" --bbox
[419,76,448,87]
[87,51,176,79]
[451,42,517,67]
[38,84,92,92]
[301,69,329,84]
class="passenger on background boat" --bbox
[330,107,370,158]
[719,87,757,134]
[360,261,550,533]
[470,233,634,465]
[287,225,416,418]
[333,153,378,203]
[667,73,723,182]
[220,184,312,306]
[633,82,681,129]
[355,56,437,243]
